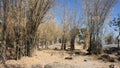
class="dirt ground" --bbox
[0,43,120,68]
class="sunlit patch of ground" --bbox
[0,44,120,68]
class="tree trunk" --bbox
[61,42,66,50]
[70,37,75,51]
[26,35,34,57]
[25,19,37,56]
[87,33,102,55]
[61,36,66,50]
[2,0,9,61]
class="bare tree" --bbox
[25,0,54,56]
[55,0,82,51]
[0,0,26,60]
[69,9,81,51]
[38,17,62,49]
[1,0,55,60]
[0,0,9,66]
[55,0,69,50]
[83,0,117,54]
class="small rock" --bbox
[109,57,115,62]
[100,54,116,62]
[86,53,91,55]
[54,47,58,50]
[98,57,102,60]
[65,56,73,60]
[74,52,80,55]
[84,59,87,62]
[109,64,114,68]
[101,54,110,61]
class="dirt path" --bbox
[0,44,120,68]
